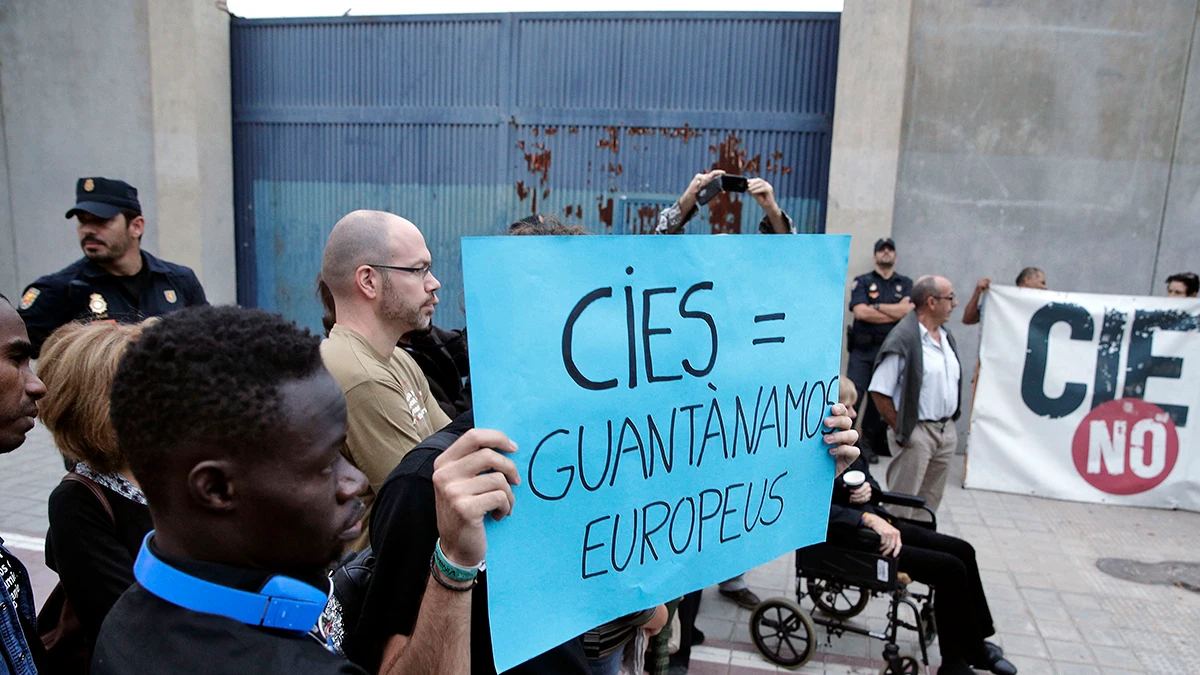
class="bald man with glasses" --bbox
[868,275,962,518]
[319,210,452,550]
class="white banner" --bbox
[965,286,1200,511]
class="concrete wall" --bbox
[1159,8,1200,286]
[0,0,235,305]
[830,0,1200,448]
[826,0,913,288]
[825,0,915,372]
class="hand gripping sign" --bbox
[462,234,850,671]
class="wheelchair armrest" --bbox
[877,491,925,508]
[877,492,938,529]
[828,523,882,549]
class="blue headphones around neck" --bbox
[133,532,329,634]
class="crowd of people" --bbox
[0,171,1194,675]
[0,174,858,675]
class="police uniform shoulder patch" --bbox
[88,293,108,316]
[164,289,177,304]
[18,288,40,310]
[851,279,858,290]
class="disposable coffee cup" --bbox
[842,470,866,489]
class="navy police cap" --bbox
[65,177,141,220]
[874,237,896,252]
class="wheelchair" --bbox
[749,491,939,675]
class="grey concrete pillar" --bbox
[148,0,236,304]
[825,0,915,367]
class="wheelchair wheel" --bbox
[807,578,870,618]
[878,654,919,675]
[749,597,817,668]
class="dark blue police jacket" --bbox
[17,251,207,356]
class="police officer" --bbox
[847,238,913,462]
[16,177,207,355]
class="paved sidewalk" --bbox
[689,454,1200,675]
[2,424,1199,674]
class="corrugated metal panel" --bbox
[232,12,839,332]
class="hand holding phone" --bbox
[697,174,749,205]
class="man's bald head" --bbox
[319,209,440,340]
[321,210,419,297]
[912,275,955,326]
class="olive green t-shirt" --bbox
[321,324,452,549]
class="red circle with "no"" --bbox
[1071,399,1179,495]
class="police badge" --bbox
[19,288,40,310]
[88,293,108,316]
[164,290,178,304]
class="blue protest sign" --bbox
[462,234,849,672]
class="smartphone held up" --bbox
[697,174,749,205]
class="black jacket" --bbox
[93,539,363,675]
[401,326,471,418]
[17,251,207,356]
[45,480,153,648]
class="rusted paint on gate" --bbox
[522,142,553,185]
[597,196,614,231]
[629,204,661,234]
[598,127,620,153]
[665,123,701,144]
[512,127,791,234]
[704,132,758,234]
[766,150,793,175]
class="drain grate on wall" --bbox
[1096,559,1200,593]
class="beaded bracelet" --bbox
[433,538,481,583]
[429,556,475,592]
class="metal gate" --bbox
[231,12,839,331]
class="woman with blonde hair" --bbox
[37,320,153,662]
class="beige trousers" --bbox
[885,420,957,519]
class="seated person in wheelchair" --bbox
[832,381,1017,675]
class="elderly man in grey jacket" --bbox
[868,275,962,517]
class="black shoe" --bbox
[718,587,761,609]
[936,658,974,675]
[992,659,1018,675]
[970,643,1017,675]
[692,628,705,646]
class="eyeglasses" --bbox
[934,294,956,302]
[367,263,433,280]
